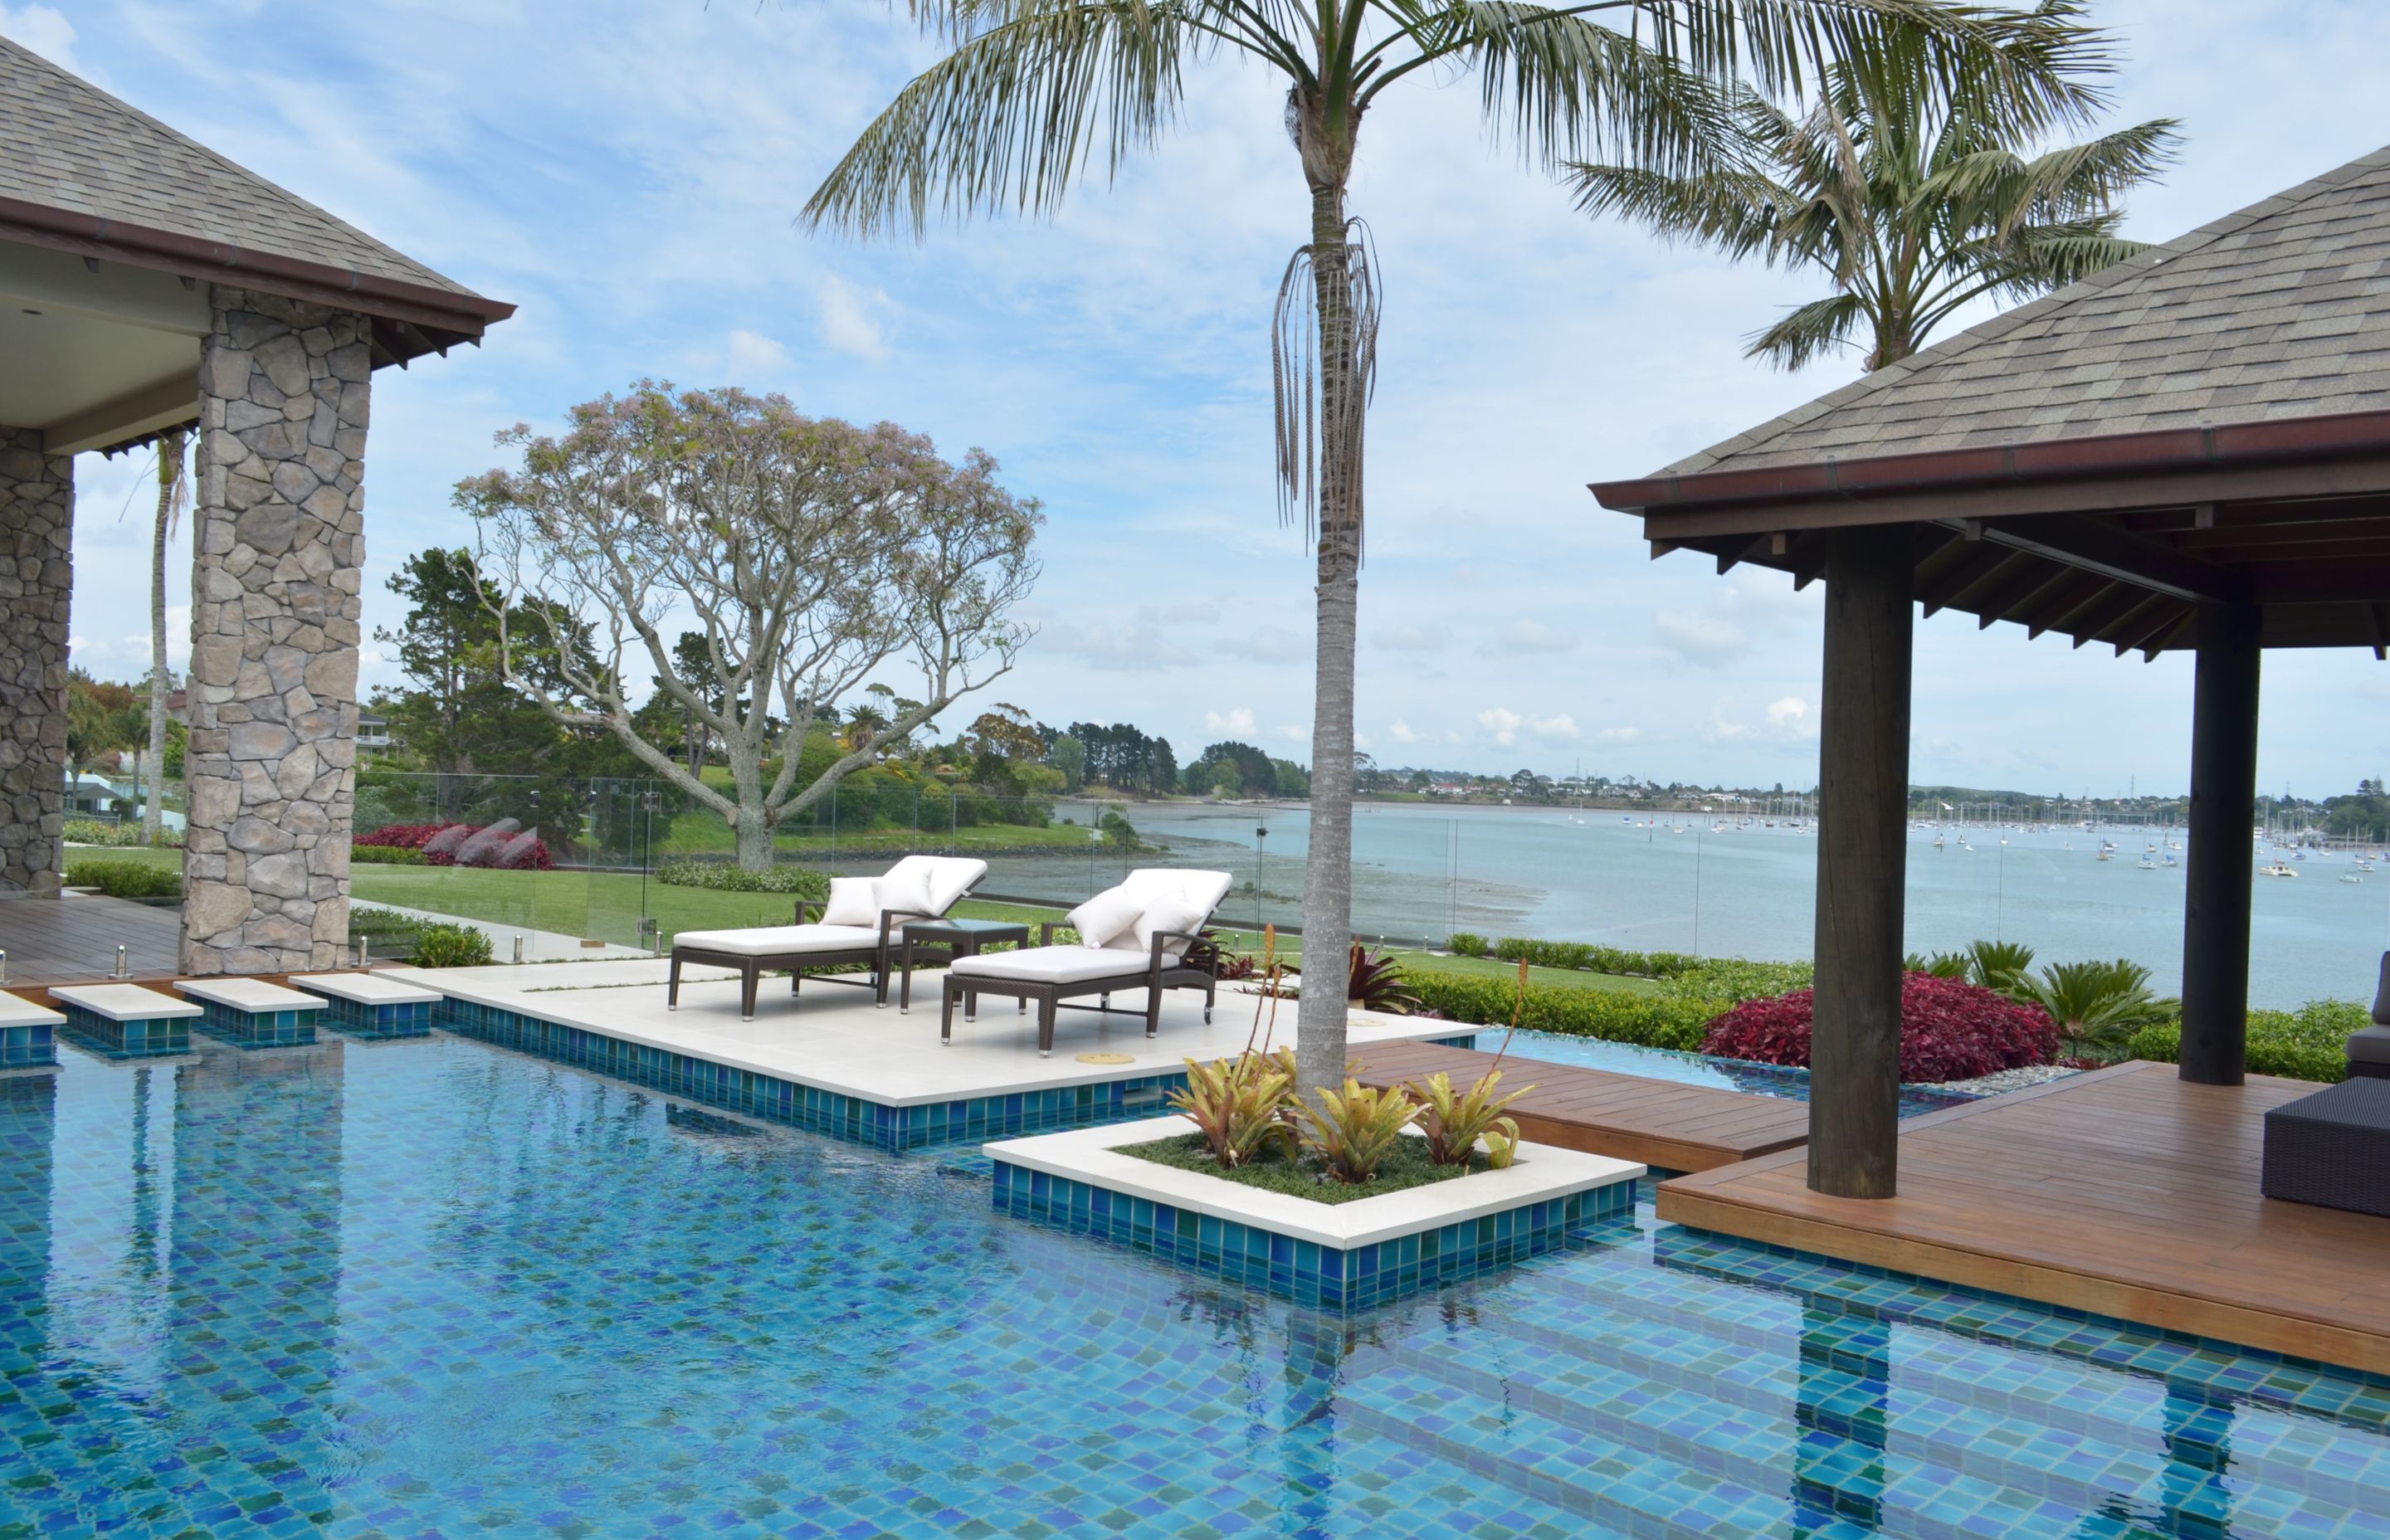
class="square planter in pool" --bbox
[291,972,441,1038]
[173,977,325,1048]
[988,1115,1644,1312]
[0,990,63,1069]
[49,983,201,1059]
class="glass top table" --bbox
[897,918,1032,1012]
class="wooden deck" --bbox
[1659,1060,2390,1376]
[0,893,181,985]
[1349,1040,1813,1173]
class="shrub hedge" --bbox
[1701,974,2059,1083]
[353,845,425,865]
[63,819,178,848]
[411,923,495,967]
[655,859,830,901]
[64,860,182,900]
[1455,933,1813,1001]
[1407,972,1719,1052]
[2127,1000,2361,1084]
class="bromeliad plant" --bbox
[1410,1070,1536,1171]
[1348,944,1423,1016]
[1169,1047,1300,1169]
[1298,1077,1420,1184]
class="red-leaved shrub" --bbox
[358,822,456,850]
[493,831,554,870]
[1700,973,2059,1083]
[420,825,475,865]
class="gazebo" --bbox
[0,37,510,975]
[1593,144,2390,1201]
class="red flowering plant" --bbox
[356,822,458,850]
[1700,973,2059,1084]
[419,825,477,865]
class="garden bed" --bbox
[1119,1129,1488,1204]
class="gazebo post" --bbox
[1807,526,1914,1200]
[2178,602,2261,1085]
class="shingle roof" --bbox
[0,34,477,298]
[1659,145,2390,475]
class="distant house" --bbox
[356,711,393,752]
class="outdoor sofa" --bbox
[667,855,987,1021]
[940,868,1233,1056]
[2345,951,2390,1080]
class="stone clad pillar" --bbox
[0,427,72,897]
[181,288,369,974]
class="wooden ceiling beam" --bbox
[1916,543,2017,617]
[2020,570,2118,638]
[2113,599,2192,655]
[1975,558,2075,630]
[2064,582,2154,647]
[1960,513,2247,604]
[2140,607,2199,660]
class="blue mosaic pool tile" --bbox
[190,997,321,1049]
[991,1158,1637,1310]
[318,995,434,1039]
[57,1001,188,1058]
[0,1020,53,1069]
[438,997,1190,1152]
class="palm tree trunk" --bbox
[143,430,183,846]
[1295,179,1360,1102]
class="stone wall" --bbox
[0,426,71,897]
[182,288,369,974]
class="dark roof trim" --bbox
[1592,409,2390,514]
[0,192,515,337]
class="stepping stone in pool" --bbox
[49,983,202,1059]
[0,990,64,1070]
[292,972,442,1038]
[174,977,326,1049]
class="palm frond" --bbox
[1559,161,1791,258]
[803,0,1219,237]
[1744,290,1867,371]
[1915,116,2179,238]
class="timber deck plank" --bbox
[1349,1040,1812,1172]
[1656,1060,2390,1376]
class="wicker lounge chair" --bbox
[2346,952,2390,1080]
[668,855,986,1020]
[941,869,1233,1056]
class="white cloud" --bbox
[1766,694,1810,729]
[818,276,890,359]
[1653,608,1749,667]
[725,328,791,378]
[1039,620,1179,671]
[1277,724,1306,743]
[0,5,78,71]
[1205,706,1256,735]
[1476,707,1578,747]
[1389,719,1420,743]
[1373,621,1451,653]
[1597,725,1642,743]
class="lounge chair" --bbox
[941,868,1233,1056]
[667,855,987,1020]
[2347,951,2390,1081]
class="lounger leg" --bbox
[668,955,680,1011]
[1038,995,1056,1058]
[965,989,977,1023]
[1146,989,1160,1040]
[1017,997,1026,1014]
[741,963,759,1021]
[940,977,956,1045]
[1204,980,1215,1026]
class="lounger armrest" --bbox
[1149,929,1203,978]
[794,898,819,925]
[1040,921,1058,947]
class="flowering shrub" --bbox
[1700,973,2059,1083]
[357,822,456,850]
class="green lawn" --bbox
[71,846,1658,996]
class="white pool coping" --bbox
[49,983,203,1021]
[290,972,443,1006]
[378,959,1470,1109]
[987,1114,1644,1250]
[173,977,326,1012]
[0,989,64,1028]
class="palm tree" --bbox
[144,428,189,846]
[805,0,2096,1099]
[1567,1,2176,370]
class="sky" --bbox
[10,0,2390,802]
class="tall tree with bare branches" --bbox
[145,427,188,845]
[461,383,1043,870]
[803,0,2100,1099]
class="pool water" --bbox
[1480,1030,1981,1117]
[4,1034,2386,1539]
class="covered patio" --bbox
[1592,146,2390,1369]
[0,37,510,977]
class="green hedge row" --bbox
[1449,932,1811,1003]
[2126,999,2364,1084]
[353,845,425,865]
[1408,972,1721,1053]
[656,859,829,899]
[64,860,181,900]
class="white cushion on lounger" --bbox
[821,876,880,927]
[1066,885,1144,948]
[1130,894,1212,958]
[672,924,882,957]
[881,854,985,917]
[1101,870,1232,953]
[949,946,1158,984]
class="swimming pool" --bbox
[1473,1029,1981,1117]
[2,1033,2383,1538]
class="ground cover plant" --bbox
[2129,1001,2362,1084]
[1702,973,2061,1082]
[1121,1128,1480,1204]
[63,859,181,901]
